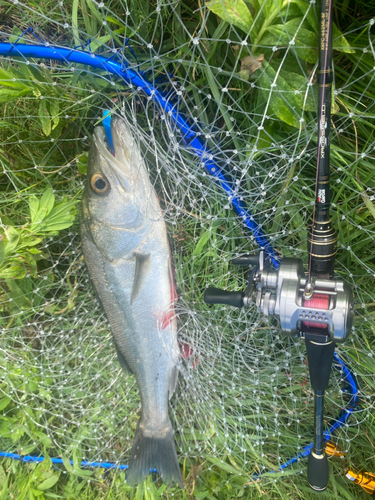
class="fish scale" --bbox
[80,117,183,487]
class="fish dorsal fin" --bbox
[130,253,151,305]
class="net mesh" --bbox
[0,0,374,492]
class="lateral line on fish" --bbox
[89,219,150,233]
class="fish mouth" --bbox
[93,125,132,193]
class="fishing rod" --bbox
[0,14,355,489]
[204,0,354,491]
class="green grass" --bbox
[0,0,375,498]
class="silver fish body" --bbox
[80,118,182,487]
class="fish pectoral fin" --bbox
[114,342,133,374]
[168,365,179,400]
[130,253,151,305]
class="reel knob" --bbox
[204,287,244,308]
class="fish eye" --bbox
[90,173,110,195]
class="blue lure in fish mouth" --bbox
[103,110,116,156]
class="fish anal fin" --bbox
[130,253,151,305]
[114,342,133,374]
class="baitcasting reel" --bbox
[204,251,354,343]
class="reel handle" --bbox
[204,287,244,308]
[231,254,260,266]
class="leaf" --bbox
[28,247,42,254]
[37,199,78,233]
[262,0,285,19]
[279,69,317,111]
[38,99,51,136]
[0,88,31,102]
[61,456,73,473]
[294,0,319,33]
[264,19,318,63]
[259,64,302,128]
[37,474,59,491]
[5,279,32,309]
[77,154,88,175]
[29,195,40,223]
[30,489,44,497]
[4,226,20,254]
[86,0,106,24]
[16,235,44,251]
[0,121,18,129]
[292,2,353,53]
[0,396,11,411]
[16,277,33,295]
[39,189,55,219]
[44,199,77,220]
[0,263,27,280]
[205,456,242,475]
[0,236,4,266]
[0,67,30,89]
[0,465,6,488]
[193,231,211,256]
[206,0,253,34]
[0,472,9,500]
[105,15,124,27]
[72,0,81,46]
[0,421,12,437]
[9,26,23,45]
[332,23,354,53]
[352,179,375,220]
[89,34,113,53]
[81,0,94,36]
[49,100,60,130]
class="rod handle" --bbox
[307,451,329,492]
[204,287,244,308]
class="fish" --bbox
[80,117,183,488]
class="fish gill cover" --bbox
[0,0,374,497]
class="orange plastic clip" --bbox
[345,469,375,495]
[325,441,345,458]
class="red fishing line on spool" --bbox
[303,294,330,329]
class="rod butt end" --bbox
[308,451,329,492]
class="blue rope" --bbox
[0,452,128,470]
[0,41,280,268]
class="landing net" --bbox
[0,0,374,491]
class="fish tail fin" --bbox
[127,419,183,488]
